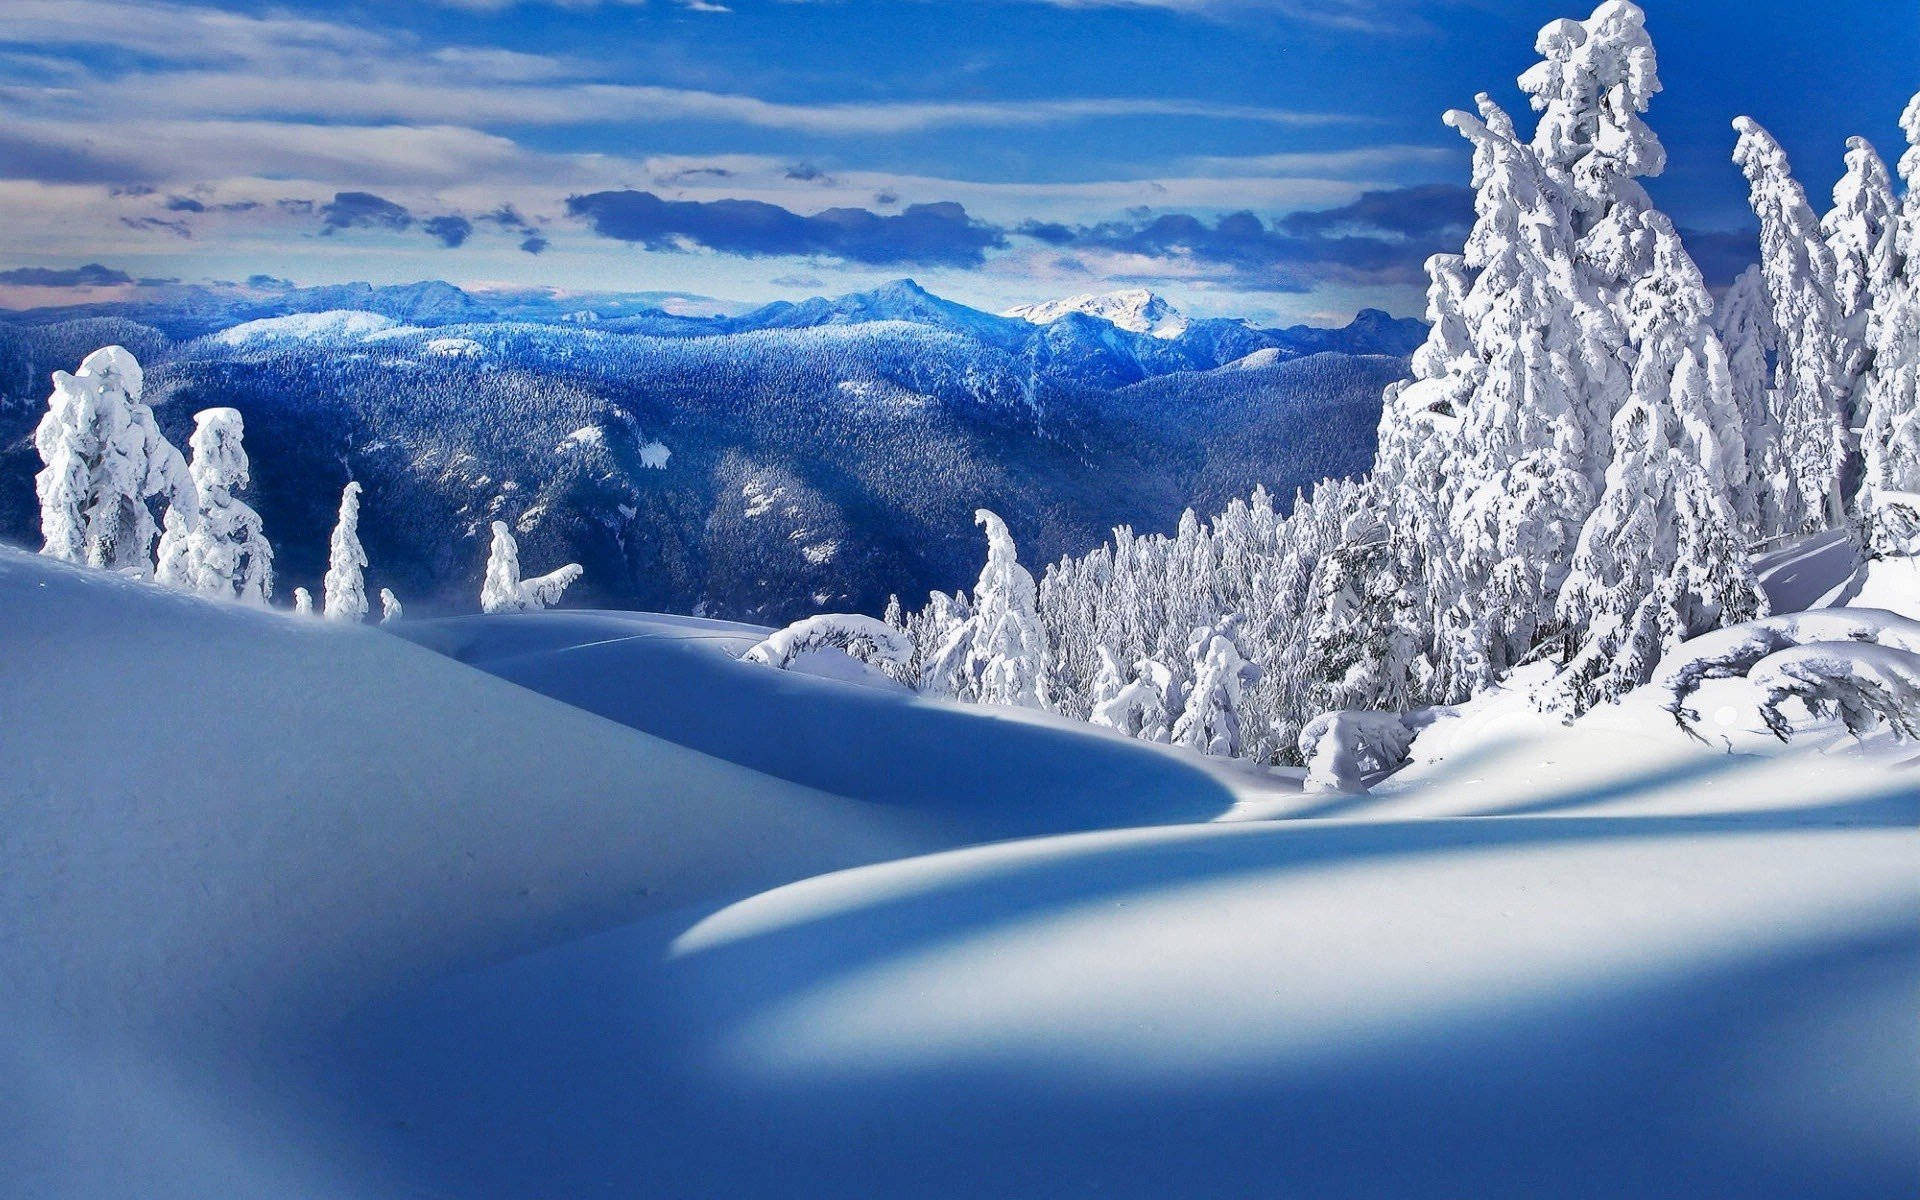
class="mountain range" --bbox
[0,281,1420,621]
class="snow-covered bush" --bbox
[481,521,582,613]
[1089,656,1175,743]
[742,614,913,683]
[1298,710,1419,794]
[35,345,196,576]
[155,408,273,604]
[1654,609,1920,742]
[323,482,369,622]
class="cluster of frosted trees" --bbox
[837,3,1920,767]
[32,345,582,619]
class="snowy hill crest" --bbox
[1004,288,1192,339]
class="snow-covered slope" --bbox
[208,309,402,345]
[0,547,939,1197]
[1004,287,1191,338]
[4,548,1914,1198]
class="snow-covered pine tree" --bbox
[293,587,313,616]
[155,408,273,603]
[481,520,583,613]
[1435,94,1600,686]
[1823,137,1901,428]
[1544,211,1764,715]
[1301,508,1425,716]
[1861,93,1920,551]
[910,590,974,698]
[380,588,403,624]
[322,481,369,622]
[1171,617,1262,757]
[961,509,1050,710]
[35,346,195,576]
[1734,116,1853,529]
[1716,264,1789,535]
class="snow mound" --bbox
[0,547,928,1196]
[210,310,402,345]
[1004,288,1190,339]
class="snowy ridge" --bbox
[1004,288,1191,338]
[209,309,403,345]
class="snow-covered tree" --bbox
[34,346,195,576]
[742,613,914,683]
[956,510,1050,709]
[1861,93,1920,551]
[1090,656,1175,743]
[1520,0,1664,241]
[1716,265,1788,534]
[293,587,313,616]
[480,520,582,613]
[1171,617,1261,757]
[1734,115,1852,528]
[155,408,272,603]
[380,588,403,624]
[911,590,974,698]
[322,482,369,622]
[1544,211,1764,715]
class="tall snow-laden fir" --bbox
[323,481,369,622]
[1733,116,1852,529]
[1862,93,1920,551]
[956,510,1050,710]
[156,408,273,605]
[35,346,196,577]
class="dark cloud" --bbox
[520,233,550,254]
[1015,220,1076,246]
[277,198,315,216]
[874,190,899,208]
[120,216,192,238]
[0,263,134,287]
[1014,186,1483,292]
[566,190,1005,267]
[480,204,534,231]
[247,274,296,290]
[1278,183,1472,239]
[320,191,413,235]
[422,214,474,248]
[785,163,832,183]
[1677,226,1759,289]
[164,195,206,213]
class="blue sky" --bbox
[0,0,1912,323]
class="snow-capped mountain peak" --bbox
[1003,288,1190,339]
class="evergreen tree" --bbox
[35,346,195,576]
[481,520,582,613]
[155,408,273,604]
[1734,115,1852,528]
[323,482,369,622]
[1862,94,1920,551]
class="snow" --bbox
[1003,288,1191,339]
[209,310,402,345]
[422,336,484,358]
[2,548,1914,1197]
[639,439,671,469]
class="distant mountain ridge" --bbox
[1,277,1425,388]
